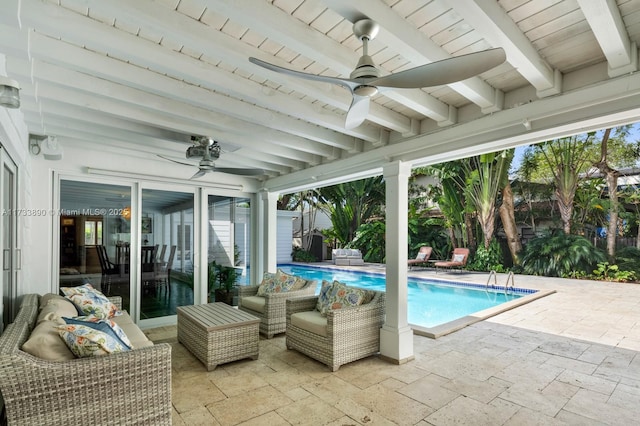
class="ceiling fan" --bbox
[250,19,506,129]
[159,136,265,179]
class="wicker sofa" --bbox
[331,248,365,266]
[286,286,385,371]
[238,277,317,338]
[0,293,172,426]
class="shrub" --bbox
[591,262,636,282]
[291,246,316,262]
[615,246,640,277]
[520,230,606,277]
[467,240,506,272]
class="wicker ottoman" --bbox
[177,303,260,371]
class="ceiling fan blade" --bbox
[190,169,207,179]
[157,154,194,167]
[370,48,507,89]
[345,95,370,129]
[214,167,265,176]
[249,57,358,92]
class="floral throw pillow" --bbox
[319,281,367,316]
[58,324,129,357]
[258,269,301,295]
[315,280,335,315]
[63,315,132,350]
[256,272,277,296]
[61,283,120,319]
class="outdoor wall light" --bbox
[29,135,64,160]
[0,76,20,109]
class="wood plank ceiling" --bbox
[1,0,640,192]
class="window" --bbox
[84,218,103,246]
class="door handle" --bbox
[15,249,21,270]
[3,249,9,271]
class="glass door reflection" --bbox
[140,188,194,319]
[59,181,132,312]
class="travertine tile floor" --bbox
[144,269,640,425]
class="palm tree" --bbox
[535,133,598,234]
[456,150,513,250]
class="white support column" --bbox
[380,161,414,365]
[262,190,278,273]
[250,192,263,286]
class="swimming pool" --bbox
[273,264,551,337]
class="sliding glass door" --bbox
[1,149,18,332]
[139,187,194,320]
[58,180,132,311]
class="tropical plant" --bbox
[591,262,636,282]
[349,221,386,262]
[466,240,505,272]
[620,188,640,248]
[423,163,467,248]
[520,230,606,277]
[531,134,599,234]
[615,246,640,277]
[455,150,513,250]
[317,176,385,248]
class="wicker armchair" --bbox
[238,278,317,338]
[285,289,385,371]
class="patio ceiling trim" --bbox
[264,70,640,193]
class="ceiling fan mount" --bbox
[159,136,265,179]
[249,18,506,129]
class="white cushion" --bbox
[453,254,465,262]
[291,310,327,337]
[241,296,265,313]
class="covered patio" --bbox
[0,2,639,420]
[149,269,640,424]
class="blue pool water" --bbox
[274,264,530,328]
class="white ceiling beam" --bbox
[20,110,289,176]
[452,0,562,98]
[78,0,412,135]
[18,98,310,171]
[7,55,336,165]
[577,0,638,77]
[322,0,504,113]
[19,35,326,164]
[200,0,453,125]
[18,0,373,146]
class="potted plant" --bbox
[212,263,239,305]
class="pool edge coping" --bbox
[410,288,557,339]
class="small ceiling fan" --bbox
[159,136,265,179]
[250,19,506,129]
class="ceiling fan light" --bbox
[353,85,378,97]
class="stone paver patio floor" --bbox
[144,268,640,425]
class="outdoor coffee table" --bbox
[177,302,260,371]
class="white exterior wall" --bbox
[277,211,297,264]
